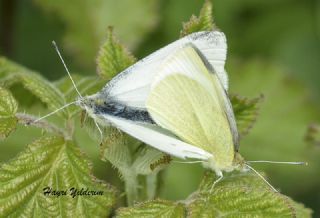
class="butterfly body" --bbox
[78,95,155,124]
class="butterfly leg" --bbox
[210,171,223,193]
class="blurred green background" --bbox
[1,0,319,216]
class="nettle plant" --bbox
[0,2,313,217]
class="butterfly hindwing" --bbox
[146,45,238,168]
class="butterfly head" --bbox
[232,152,246,171]
[204,152,245,174]
[76,94,105,118]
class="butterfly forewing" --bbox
[103,114,212,160]
[102,31,228,109]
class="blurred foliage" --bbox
[156,0,320,98]
[33,0,159,70]
[0,0,319,216]
[305,123,320,147]
[228,59,320,214]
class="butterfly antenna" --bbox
[245,163,278,192]
[29,101,77,124]
[29,42,84,125]
[246,160,307,165]
[173,160,205,164]
[52,41,83,98]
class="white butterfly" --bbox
[35,31,304,191]
[76,31,244,186]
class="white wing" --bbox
[146,44,239,153]
[104,115,212,160]
[102,31,228,109]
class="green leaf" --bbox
[0,86,18,117]
[97,27,136,80]
[180,0,215,37]
[116,199,186,218]
[0,87,18,138]
[305,123,320,147]
[132,146,170,175]
[230,94,263,137]
[293,201,315,218]
[0,57,66,117]
[100,129,135,174]
[115,171,312,217]
[0,136,117,217]
[186,171,312,217]
[0,117,17,139]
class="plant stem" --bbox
[123,173,139,206]
[146,173,158,200]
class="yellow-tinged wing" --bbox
[146,45,238,170]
